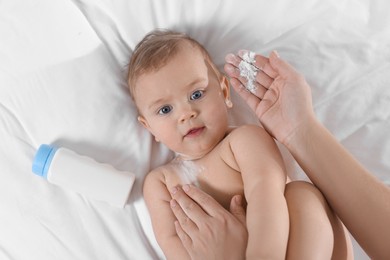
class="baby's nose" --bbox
[180,105,198,122]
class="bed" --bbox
[1,0,389,259]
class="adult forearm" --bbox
[285,118,390,259]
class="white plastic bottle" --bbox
[32,144,135,208]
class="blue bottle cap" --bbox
[32,144,57,179]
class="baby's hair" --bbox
[127,29,220,100]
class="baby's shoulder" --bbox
[143,164,169,187]
[144,159,183,184]
[143,163,179,204]
[223,124,274,155]
[148,161,174,176]
[218,125,267,163]
[227,124,267,141]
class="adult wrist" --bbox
[282,115,320,152]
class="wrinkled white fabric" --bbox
[1,0,389,259]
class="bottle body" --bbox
[32,144,135,208]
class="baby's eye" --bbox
[190,90,204,100]
[158,105,172,115]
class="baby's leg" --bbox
[284,181,353,260]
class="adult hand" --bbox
[170,184,247,260]
[224,50,315,146]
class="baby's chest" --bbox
[198,159,244,209]
[166,152,244,209]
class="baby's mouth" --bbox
[184,127,205,138]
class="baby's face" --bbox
[135,43,231,159]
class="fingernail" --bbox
[170,199,177,208]
[224,64,235,73]
[235,195,242,204]
[225,53,236,63]
[238,49,248,58]
[273,50,280,58]
[171,186,178,195]
[174,220,180,229]
[182,184,190,192]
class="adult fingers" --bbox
[225,53,241,67]
[229,195,246,226]
[237,50,278,78]
[229,195,247,226]
[174,220,193,251]
[224,63,273,91]
[256,70,274,89]
[268,50,298,77]
[180,184,227,218]
[230,78,262,112]
[170,198,199,234]
[171,186,210,226]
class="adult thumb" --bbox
[269,50,297,77]
[229,195,246,225]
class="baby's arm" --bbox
[143,169,190,260]
[229,125,289,259]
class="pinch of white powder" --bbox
[238,51,258,94]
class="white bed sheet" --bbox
[1,0,390,259]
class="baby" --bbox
[127,29,340,259]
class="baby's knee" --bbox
[285,181,328,209]
[286,180,319,198]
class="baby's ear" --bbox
[138,116,160,142]
[220,76,233,108]
[225,99,233,108]
[138,116,150,130]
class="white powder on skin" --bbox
[172,157,204,187]
[238,51,259,94]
